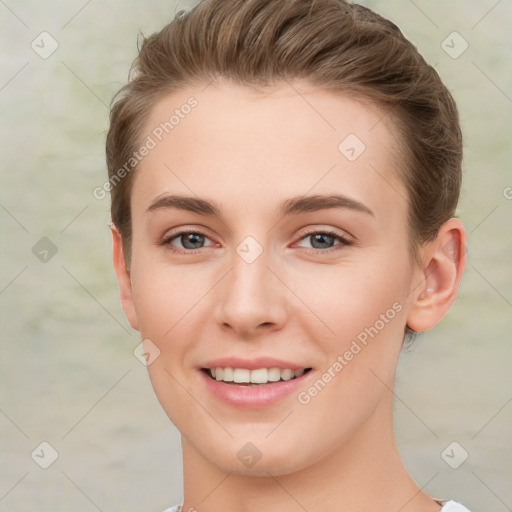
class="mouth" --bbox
[201,367,313,386]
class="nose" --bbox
[213,249,288,338]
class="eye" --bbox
[162,230,215,254]
[161,228,352,255]
[295,229,351,252]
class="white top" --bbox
[163,500,471,512]
[439,501,472,512]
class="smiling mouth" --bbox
[201,367,313,386]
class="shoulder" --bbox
[440,500,472,512]
[162,503,472,512]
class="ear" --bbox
[110,224,139,331]
[406,218,467,332]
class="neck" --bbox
[179,395,441,512]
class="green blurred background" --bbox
[1,1,511,510]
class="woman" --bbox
[106,1,471,510]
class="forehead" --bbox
[132,80,406,224]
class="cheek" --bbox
[288,269,407,460]
[289,256,410,343]
[130,254,204,339]
[129,258,204,428]
[288,255,410,412]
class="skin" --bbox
[111,79,466,512]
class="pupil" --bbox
[183,233,204,249]
[311,233,333,249]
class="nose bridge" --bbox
[213,242,287,334]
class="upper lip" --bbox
[200,357,311,371]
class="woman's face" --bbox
[118,80,424,475]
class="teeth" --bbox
[280,369,294,381]
[208,367,308,384]
[222,367,234,382]
[250,368,268,384]
[268,368,281,382]
[233,368,250,383]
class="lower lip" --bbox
[199,370,313,408]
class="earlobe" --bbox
[406,218,467,332]
[110,224,139,331]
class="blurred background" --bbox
[0,1,511,511]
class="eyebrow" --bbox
[146,193,374,218]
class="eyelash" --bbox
[161,229,352,255]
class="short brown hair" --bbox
[106,0,462,266]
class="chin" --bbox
[186,428,325,478]
[211,447,313,477]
